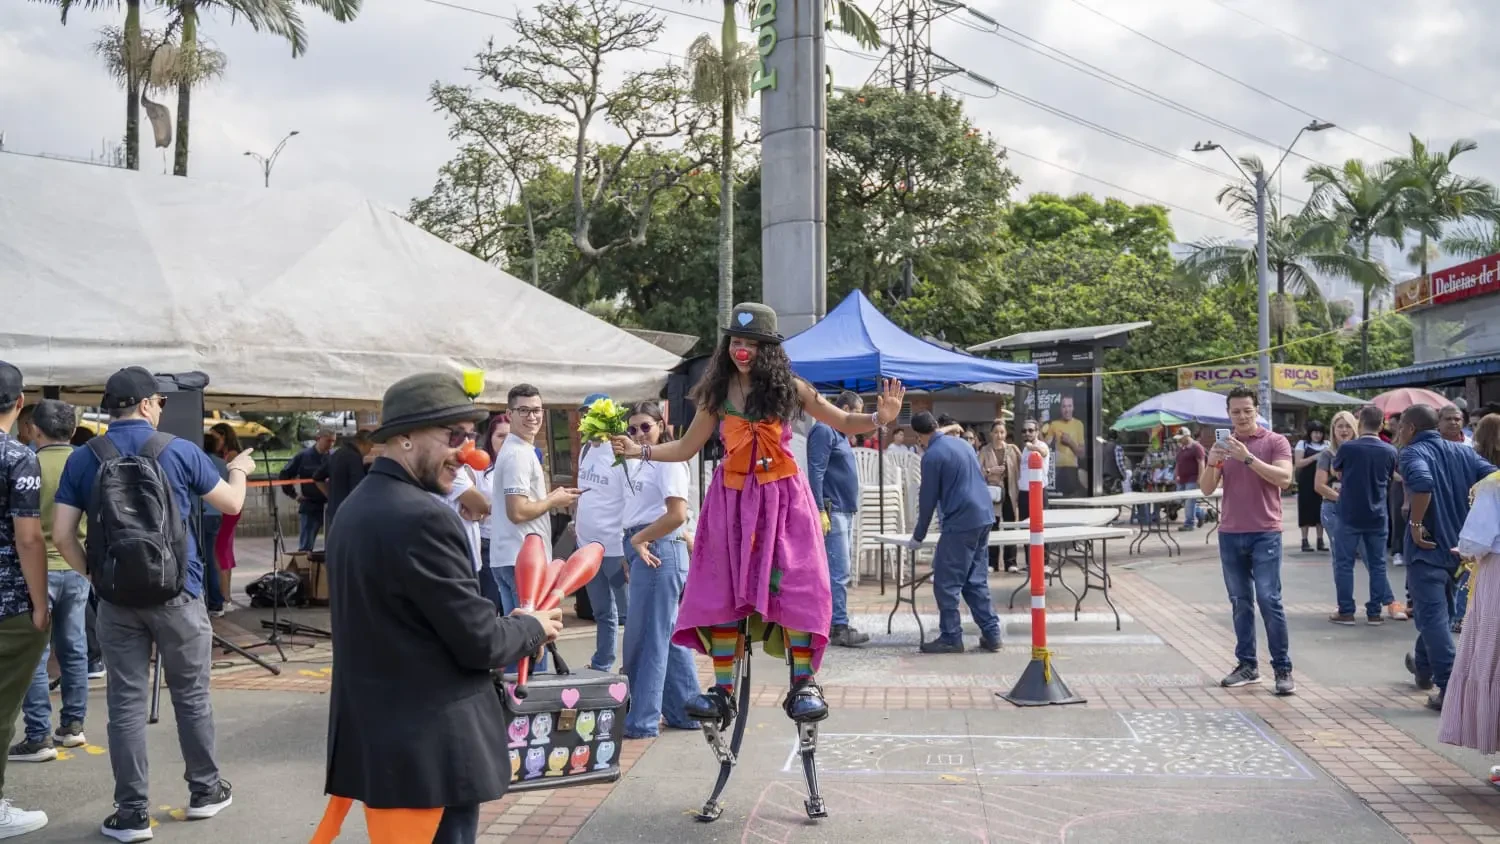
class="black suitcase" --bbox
[495,643,630,792]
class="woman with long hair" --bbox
[979,418,1021,572]
[474,413,510,610]
[611,303,903,731]
[1295,420,1328,552]
[618,401,698,738]
[200,431,229,616]
[211,423,243,609]
[1314,411,1357,567]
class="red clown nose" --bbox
[733,349,751,363]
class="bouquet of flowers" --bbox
[578,397,633,479]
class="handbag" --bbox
[494,642,630,792]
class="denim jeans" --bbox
[931,525,1002,645]
[825,512,854,628]
[199,514,224,612]
[1218,531,1292,672]
[97,595,222,811]
[1453,568,1470,626]
[493,566,547,674]
[621,526,698,737]
[297,510,324,552]
[477,538,502,612]
[1321,501,1339,560]
[1178,482,1199,527]
[1408,561,1457,691]
[1332,524,1393,618]
[23,570,91,741]
[583,555,628,671]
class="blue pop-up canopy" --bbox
[784,291,1038,391]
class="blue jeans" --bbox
[1408,561,1457,691]
[477,539,502,612]
[297,510,323,552]
[583,555,628,671]
[23,570,91,741]
[621,526,698,737]
[1333,523,1393,618]
[931,525,1002,645]
[1178,482,1199,527]
[494,566,548,674]
[199,514,224,612]
[825,512,854,628]
[1218,531,1291,672]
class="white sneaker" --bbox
[1392,553,1405,567]
[0,800,48,838]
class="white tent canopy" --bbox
[0,153,679,410]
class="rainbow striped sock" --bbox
[708,625,741,694]
[785,629,814,683]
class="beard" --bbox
[413,449,458,495]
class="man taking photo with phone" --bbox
[1200,386,1296,696]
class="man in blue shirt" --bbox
[807,391,869,648]
[909,412,1002,655]
[50,367,256,840]
[279,429,334,551]
[1329,405,1399,625]
[1396,403,1498,711]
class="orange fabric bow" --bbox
[721,416,798,491]
[310,796,443,844]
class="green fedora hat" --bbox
[372,371,489,443]
[725,302,784,344]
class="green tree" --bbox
[1443,219,1500,259]
[1005,192,1174,267]
[1388,135,1494,280]
[42,0,147,169]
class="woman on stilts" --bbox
[611,303,904,754]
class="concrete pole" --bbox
[756,0,826,335]
[1255,170,1273,422]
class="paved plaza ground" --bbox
[10,517,1500,843]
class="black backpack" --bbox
[85,433,188,606]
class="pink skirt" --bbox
[215,512,240,571]
[1439,554,1500,755]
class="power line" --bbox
[421,0,686,60]
[1057,0,1405,157]
[1204,0,1500,125]
[619,0,883,60]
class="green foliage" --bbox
[1004,193,1174,267]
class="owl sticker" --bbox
[507,717,530,749]
[569,745,591,774]
[530,713,553,746]
[509,749,520,783]
[545,747,569,777]
[594,740,616,771]
[575,711,597,742]
[524,747,546,780]
[597,710,615,738]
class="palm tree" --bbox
[1304,158,1405,371]
[1443,218,1500,259]
[825,0,881,49]
[38,0,148,169]
[169,0,361,176]
[1183,155,1383,355]
[1388,135,1495,279]
[93,23,226,165]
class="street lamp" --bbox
[243,130,300,188]
[1192,120,1334,423]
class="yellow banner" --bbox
[1177,363,1334,393]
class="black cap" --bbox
[0,361,21,406]
[102,366,165,411]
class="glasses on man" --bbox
[628,422,654,436]
[511,407,544,418]
[442,427,478,448]
[151,395,168,409]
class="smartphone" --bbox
[1214,429,1230,444]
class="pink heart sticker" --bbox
[560,688,580,709]
[607,682,627,703]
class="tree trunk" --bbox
[124,0,142,170]
[173,0,197,177]
[524,193,540,288]
[1419,231,1430,278]
[1360,238,1372,372]
[1275,266,1286,361]
[715,0,738,336]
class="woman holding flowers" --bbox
[612,303,904,730]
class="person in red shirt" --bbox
[1200,387,1296,696]
[1173,428,1206,531]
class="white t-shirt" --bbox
[444,466,483,573]
[622,459,690,530]
[489,434,551,569]
[574,442,626,557]
[477,466,495,539]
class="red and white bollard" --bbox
[999,449,1085,707]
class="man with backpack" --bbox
[50,367,255,842]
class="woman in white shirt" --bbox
[575,394,630,671]
[620,401,700,739]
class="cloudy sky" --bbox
[3,0,1495,299]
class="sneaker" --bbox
[100,808,152,842]
[1392,553,1405,567]
[1177,525,1195,532]
[1386,602,1409,621]
[1220,663,1260,687]
[1366,615,1384,626]
[209,606,227,619]
[918,639,964,654]
[1425,692,1444,712]
[87,661,106,680]
[0,800,48,838]
[186,781,233,820]
[54,722,86,748]
[1328,613,1357,626]
[1405,651,1434,690]
[829,625,870,648]
[978,634,1002,653]
[6,738,56,763]
[1274,669,1296,696]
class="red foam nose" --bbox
[733,350,751,362]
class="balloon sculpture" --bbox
[511,538,605,698]
[457,439,491,471]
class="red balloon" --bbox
[457,441,491,471]
[538,542,605,611]
[514,534,548,610]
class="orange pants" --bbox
[310,796,443,844]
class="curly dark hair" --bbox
[690,335,801,422]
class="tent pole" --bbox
[877,381,887,596]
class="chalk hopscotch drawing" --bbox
[780,711,1313,781]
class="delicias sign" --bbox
[1401,251,1500,311]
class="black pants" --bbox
[989,495,1017,571]
[433,804,479,844]
[86,587,102,665]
